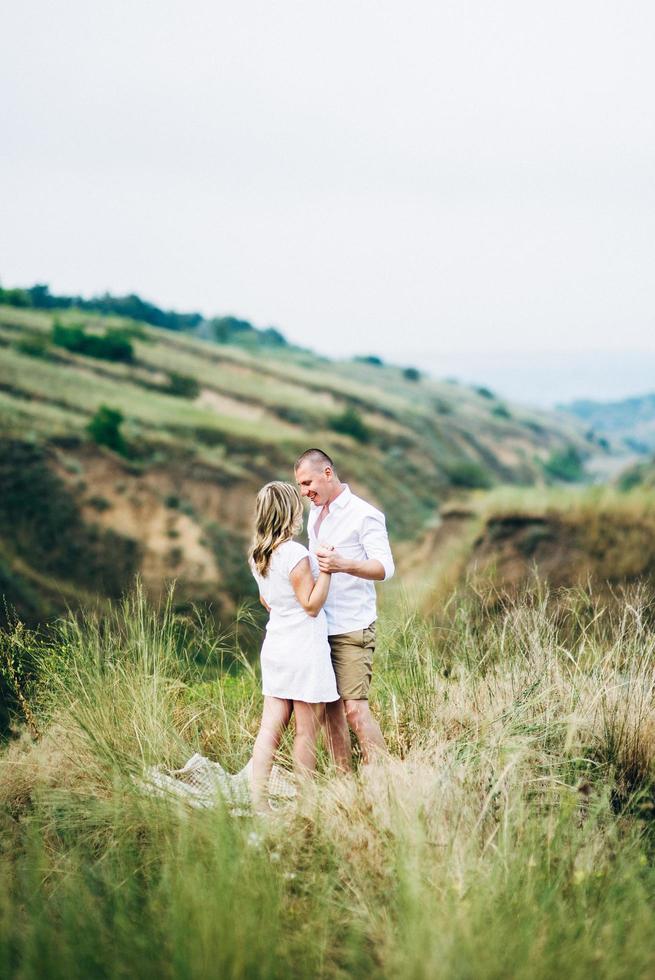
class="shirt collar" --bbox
[310,483,351,513]
[328,483,351,511]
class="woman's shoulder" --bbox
[275,539,309,557]
[274,539,310,570]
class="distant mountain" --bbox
[559,392,655,453]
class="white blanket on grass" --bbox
[139,754,296,813]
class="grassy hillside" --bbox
[400,485,655,616]
[0,302,596,625]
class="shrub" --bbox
[0,286,31,307]
[491,403,511,419]
[329,406,370,443]
[164,372,201,399]
[403,366,421,382]
[14,334,51,358]
[260,327,287,346]
[476,386,495,399]
[446,460,493,489]
[87,496,112,512]
[617,464,647,492]
[52,320,85,351]
[543,446,585,483]
[87,406,126,454]
[167,546,184,567]
[354,355,384,367]
[52,320,134,363]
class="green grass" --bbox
[1,582,655,978]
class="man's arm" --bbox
[315,549,386,580]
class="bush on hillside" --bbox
[87,406,126,454]
[164,372,201,399]
[403,366,421,382]
[211,316,287,348]
[329,406,370,443]
[543,446,585,483]
[476,386,495,399]
[354,355,384,366]
[617,463,648,492]
[0,285,31,307]
[52,320,134,363]
[447,460,493,489]
[14,334,51,358]
[259,327,287,346]
[491,403,511,419]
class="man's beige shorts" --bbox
[328,622,376,700]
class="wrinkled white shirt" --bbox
[307,484,394,635]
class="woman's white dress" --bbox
[251,540,339,703]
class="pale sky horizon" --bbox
[2,1,654,407]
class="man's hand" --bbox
[315,545,344,574]
[316,545,386,581]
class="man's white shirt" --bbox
[307,484,394,635]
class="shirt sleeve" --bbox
[360,512,395,581]
[286,541,310,576]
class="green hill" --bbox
[0,297,596,625]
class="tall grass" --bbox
[1,583,655,978]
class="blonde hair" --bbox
[249,481,303,577]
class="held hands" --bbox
[316,542,344,574]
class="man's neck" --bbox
[324,481,345,510]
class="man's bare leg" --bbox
[344,699,387,764]
[324,698,352,772]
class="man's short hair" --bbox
[294,448,335,472]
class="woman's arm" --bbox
[289,557,331,617]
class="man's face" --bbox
[295,461,332,507]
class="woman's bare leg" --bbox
[292,701,324,778]
[252,696,292,811]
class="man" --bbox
[294,448,395,768]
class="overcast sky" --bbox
[2,1,654,405]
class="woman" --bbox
[249,481,338,812]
